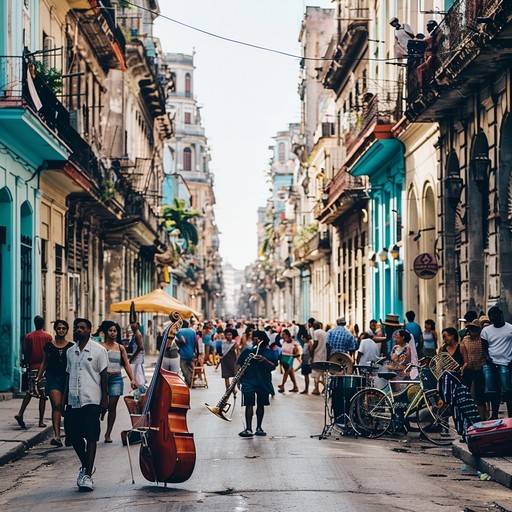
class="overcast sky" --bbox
[155,1,333,270]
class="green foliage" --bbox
[100,179,117,202]
[161,198,201,248]
[294,223,318,249]
[33,60,62,95]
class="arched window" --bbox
[278,142,285,162]
[183,147,192,171]
[185,73,191,97]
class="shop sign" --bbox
[413,253,438,279]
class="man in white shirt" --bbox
[390,17,415,60]
[311,321,327,395]
[481,306,512,419]
[64,318,108,492]
[356,333,380,365]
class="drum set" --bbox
[310,353,381,439]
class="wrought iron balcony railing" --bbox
[0,55,102,185]
[406,0,511,118]
[343,92,401,156]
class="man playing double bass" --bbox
[236,330,278,438]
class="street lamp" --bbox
[368,251,377,267]
[390,244,400,260]
[445,174,464,209]
[471,154,490,190]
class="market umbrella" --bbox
[110,289,201,320]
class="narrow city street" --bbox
[0,368,510,512]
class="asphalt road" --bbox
[0,365,511,512]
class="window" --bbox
[41,239,48,272]
[68,273,80,313]
[184,112,191,124]
[55,244,64,273]
[278,142,286,162]
[183,147,192,171]
[185,73,191,97]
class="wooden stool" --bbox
[191,363,208,388]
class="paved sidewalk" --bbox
[452,440,512,489]
[0,394,53,467]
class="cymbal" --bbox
[311,361,343,373]
[328,352,353,375]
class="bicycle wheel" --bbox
[349,388,393,438]
[416,389,458,445]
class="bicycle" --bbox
[349,364,458,445]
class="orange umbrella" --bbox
[110,289,202,320]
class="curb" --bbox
[0,426,53,467]
[452,441,512,489]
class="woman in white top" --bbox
[101,321,137,443]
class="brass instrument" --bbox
[205,341,263,421]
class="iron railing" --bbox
[407,0,504,105]
[343,92,400,155]
[0,55,102,185]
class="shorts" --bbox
[107,373,124,396]
[301,363,312,376]
[64,404,101,442]
[45,373,66,394]
[215,341,223,356]
[483,363,512,394]
[242,391,270,407]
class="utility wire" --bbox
[122,1,416,64]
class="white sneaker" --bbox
[76,467,86,487]
[79,474,94,492]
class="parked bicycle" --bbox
[349,363,458,445]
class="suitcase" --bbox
[466,418,512,456]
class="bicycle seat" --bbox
[377,372,397,380]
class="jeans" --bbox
[483,362,512,395]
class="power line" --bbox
[122,1,413,64]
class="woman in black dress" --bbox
[36,320,74,447]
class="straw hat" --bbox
[380,314,403,327]
[466,320,482,330]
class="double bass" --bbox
[131,312,196,483]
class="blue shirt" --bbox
[405,322,422,344]
[236,346,278,395]
[176,327,196,362]
[326,326,357,353]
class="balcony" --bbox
[68,0,126,71]
[344,92,401,160]
[296,232,331,263]
[321,18,368,94]
[406,0,512,121]
[315,171,367,224]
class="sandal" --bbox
[50,438,63,447]
[290,388,299,392]
[38,422,47,428]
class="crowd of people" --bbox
[14,305,512,489]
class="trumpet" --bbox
[205,341,263,421]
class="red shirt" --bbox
[23,329,53,370]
